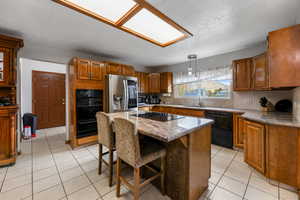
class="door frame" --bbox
[32,70,66,129]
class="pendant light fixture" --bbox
[187,54,197,76]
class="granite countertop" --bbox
[107,111,214,142]
[138,104,300,128]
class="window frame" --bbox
[54,0,192,47]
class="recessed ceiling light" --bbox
[54,0,192,47]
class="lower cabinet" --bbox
[244,119,300,189]
[233,114,245,149]
[244,120,266,174]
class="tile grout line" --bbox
[207,148,238,198]
[44,131,69,200]
[69,146,104,199]
[0,164,9,192]
[241,170,252,200]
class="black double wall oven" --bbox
[76,89,103,138]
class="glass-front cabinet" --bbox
[0,47,10,86]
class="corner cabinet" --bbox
[244,120,265,174]
[268,25,300,88]
[160,72,173,93]
[253,53,269,90]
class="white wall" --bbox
[19,58,69,139]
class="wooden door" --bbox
[244,120,265,173]
[160,72,173,93]
[233,58,252,91]
[149,73,161,93]
[77,59,90,80]
[233,114,245,149]
[32,71,66,129]
[253,54,269,90]
[90,61,104,81]
[268,25,300,88]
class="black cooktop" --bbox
[131,112,184,122]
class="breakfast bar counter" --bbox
[107,111,214,200]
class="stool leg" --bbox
[134,167,140,200]
[108,149,114,187]
[116,157,121,197]
[98,144,103,175]
[160,156,166,195]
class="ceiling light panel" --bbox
[123,8,185,45]
[67,0,137,22]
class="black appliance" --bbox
[205,111,233,148]
[131,112,184,122]
[76,89,103,138]
[23,113,37,135]
[275,99,293,112]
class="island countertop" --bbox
[107,111,214,142]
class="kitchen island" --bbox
[107,111,214,200]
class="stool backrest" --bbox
[96,112,114,148]
[114,118,141,167]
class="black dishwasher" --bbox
[205,111,233,148]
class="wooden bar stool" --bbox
[96,112,116,187]
[113,118,166,200]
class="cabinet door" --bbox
[122,65,135,76]
[266,125,299,187]
[77,59,90,80]
[160,72,173,93]
[90,61,104,81]
[233,58,252,91]
[233,114,245,149]
[107,63,122,75]
[244,120,265,174]
[0,47,10,86]
[268,25,300,87]
[253,54,269,90]
[149,73,161,93]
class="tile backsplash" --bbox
[161,90,294,111]
[293,87,300,120]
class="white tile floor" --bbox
[0,127,298,200]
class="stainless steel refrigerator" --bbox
[105,74,138,113]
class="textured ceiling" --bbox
[0,0,299,67]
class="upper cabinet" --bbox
[136,72,149,94]
[233,54,269,91]
[233,58,253,91]
[0,35,23,88]
[76,58,105,81]
[149,73,161,93]
[268,25,300,88]
[253,53,269,90]
[106,62,122,75]
[160,72,173,93]
[122,65,136,76]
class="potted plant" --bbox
[259,97,271,112]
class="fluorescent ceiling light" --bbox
[123,8,185,44]
[68,0,136,22]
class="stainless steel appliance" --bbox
[106,74,138,113]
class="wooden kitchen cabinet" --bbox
[76,58,105,81]
[149,73,161,93]
[160,72,173,93]
[122,65,135,76]
[233,114,245,149]
[152,106,205,118]
[268,24,300,88]
[253,53,269,90]
[244,120,265,174]
[106,62,123,75]
[137,72,149,93]
[233,58,252,91]
[266,125,300,188]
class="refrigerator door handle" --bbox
[123,80,129,111]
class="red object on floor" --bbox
[31,133,36,138]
